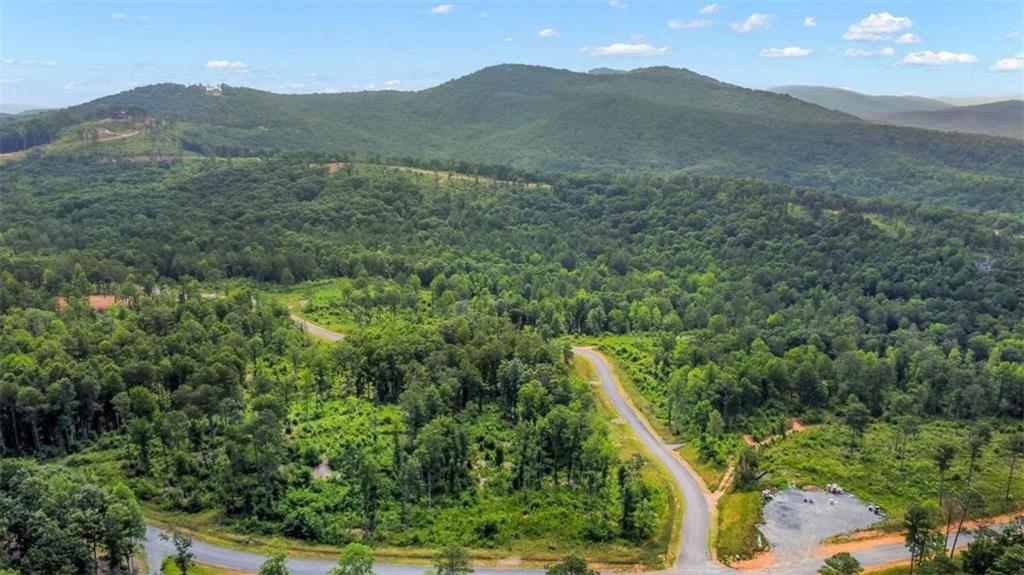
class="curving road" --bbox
[572,347,714,571]
[291,315,345,342]
[142,337,934,574]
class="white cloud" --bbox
[731,13,773,34]
[896,33,922,44]
[902,50,978,66]
[503,36,513,43]
[204,60,249,71]
[2,58,59,67]
[803,17,816,28]
[583,43,668,56]
[844,12,913,42]
[609,0,628,9]
[759,46,811,58]
[699,3,722,15]
[112,13,151,21]
[430,4,454,14]
[668,19,713,30]
[991,53,1024,71]
[844,47,894,58]
[538,28,560,38]
[476,11,489,18]
[384,79,402,87]
[1006,31,1021,40]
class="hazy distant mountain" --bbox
[877,100,1024,140]
[937,95,1022,107]
[2,64,1020,211]
[0,109,49,128]
[0,104,48,115]
[771,85,951,118]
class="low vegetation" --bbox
[715,491,766,563]
[764,420,1024,523]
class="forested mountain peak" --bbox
[2,64,1021,213]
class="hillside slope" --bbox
[771,85,951,118]
[876,100,1024,139]
[2,64,1021,211]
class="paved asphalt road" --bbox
[143,339,966,575]
[573,347,712,569]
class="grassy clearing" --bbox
[268,277,431,337]
[571,353,682,568]
[677,443,727,490]
[715,491,766,564]
[330,162,549,190]
[268,279,362,335]
[763,420,1024,525]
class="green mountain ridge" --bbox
[2,64,1021,212]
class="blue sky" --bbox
[2,1,1022,108]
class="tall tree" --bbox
[950,488,984,559]
[965,423,992,487]
[933,443,957,506]
[844,395,870,455]
[903,504,941,575]
[1003,433,1024,506]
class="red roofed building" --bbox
[56,295,131,312]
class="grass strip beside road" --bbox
[715,491,766,565]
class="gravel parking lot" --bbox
[760,489,881,563]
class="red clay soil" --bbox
[817,512,1024,557]
[743,418,811,448]
[56,295,130,312]
[732,550,775,571]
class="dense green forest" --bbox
[0,285,665,563]
[2,65,1021,212]
[2,149,1023,571]
[0,459,146,575]
[3,154,1022,428]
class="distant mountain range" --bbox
[771,85,1022,139]
[771,85,952,118]
[2,64,1020,211]
[877,100,1023,140]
